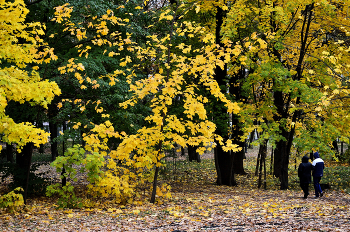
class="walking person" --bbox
[298,156,312,199]
[312,152,325,198]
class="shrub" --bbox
[0,187,24,213]
[46,145,104,208]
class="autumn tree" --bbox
[218,0,350,189]
[22,0,153,163]
[48,0,241,204]
[0,0,61,202]
[181,0,251,185]
[38,0,350,205]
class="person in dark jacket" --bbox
[298,156,312,199]
[312,152,325,197]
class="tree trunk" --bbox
[341,141,344,156]
[213,5,236,186]
[49,122,58,161]
[231,114,246,175]
[233,149,246,174]
[48,102,59,161]
[255,147,261,176]
[258,140,268,189]
[272,89,284,179]
[150,165,159,204]
[270,147,274,175]
[48,101,60,161]
[248,129,255,149]
[270,3,314,190]
[150,139,163,203]
[188,145,201,163]
[332,140,339,154]
[215,142,236,186]
[272,88,293,190]
[15,143,34,204]
[6,143,14,163]
[38,121,45,154]
[181,146,185,157]
[214,147,222,185]
[23,143,34,204]
[275,137,290,190]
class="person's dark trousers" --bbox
[313,176,323,197]
[300,183,309,198]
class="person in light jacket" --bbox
[312,152,325,197]
[298,156,312,199]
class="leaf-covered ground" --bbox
[1,184,349,231]
[1,150,350,231]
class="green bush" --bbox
[46,145,104,209]
[0,187,24,213]
[46,182,82,209]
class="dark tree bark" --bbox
[248,129,255,148]
[214,148,222,185]
[38,121,45,154]
[272,86,294,190]
[6,143,14,163]
[150,165,160,204]
[150,140,163,203]
[39,144,44,154]
[255,147,261,176]
[15,143,34,204]
[341,141,344,156]
[215,143,236,186]
[332,140,339,154]
[181,146,185,157]
[258,140,268,189]
[227,47,247,175]
[273,130,290,189]
[49,121,58,161]
[188,145,201,163]
[272,88,285,179]
[212,5,237,186]
[232,149,246,174]
[230,110,246,175]
[48,104,59,161]
[213,4,248,185]
[270,147,274,175]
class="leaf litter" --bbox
[1,151,350,231]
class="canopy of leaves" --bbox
[0,0,60,149]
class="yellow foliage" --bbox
[0,0,60,149]
[49,1,244,204]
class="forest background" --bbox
[1,0,350,230]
